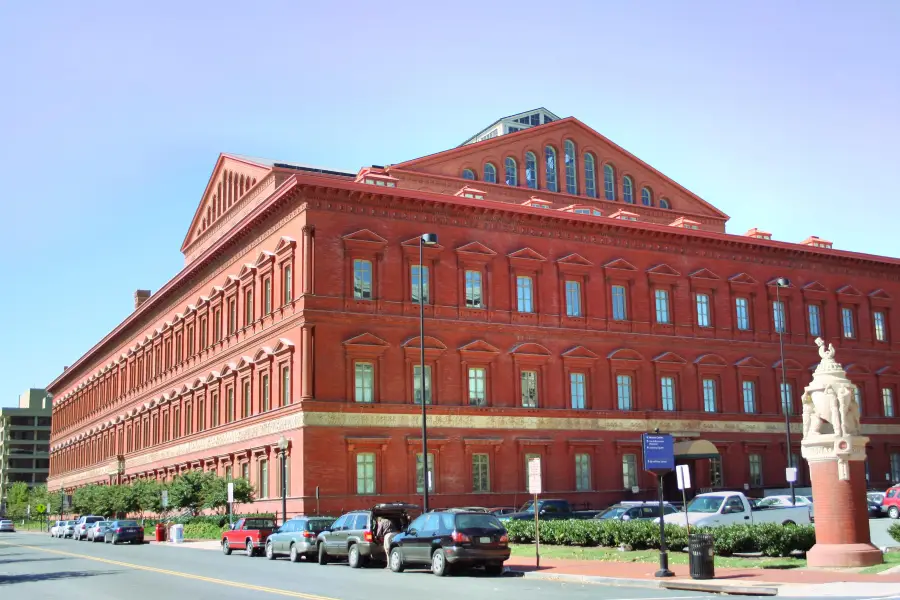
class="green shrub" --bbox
[889,522,900,544]
[183,522,229,540]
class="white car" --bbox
[759,495,814,520]
[57,520,77,538]
[660,492,811,527]
[87,521,112,542]
[50,520,65,537]
[0,520,15,533]
[74,516,106,541]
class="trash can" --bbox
[155,523,167,543]
[689,533,715,580]
[170,524,184,544]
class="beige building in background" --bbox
[0,389,52,514]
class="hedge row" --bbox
[504,519,816,558]
[890,522,900,544]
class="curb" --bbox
[661,581,779,596]
[511,570,780,596]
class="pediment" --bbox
[844,363,871,375]
[507,247,547,262]
[274,236,296,255]
[253,347,274,363]
[695,353,728,366]
[689,268,720,280]
[402,335,448,351]
[342,228,388,247]
[735,356,766,369]
[869,288,892,300]
[728,272,758,285]
[343,333,390,348]
[204,372,220,384]
[652,352,687,365]
[802,281,828,293]
[458,340,501,354]
[254,251,275,268]
[219,363,237,378]
[608,348,644,361]
[773,358,804,371]
[456,241,497,257]
[561,346,600,360]
[837,284,862,296]
[876,365,899,377]
[272,339,295,355]
[603,258,637,271]
[235,356,254,371]
[179,384,191,396]
[766,277,795,288]
[223,275,240,291]
[556,253,593,267]
[510,342,552,356]
[646,263,681,277]
[238,264,257,279]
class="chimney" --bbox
[134,289,151,310]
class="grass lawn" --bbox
[859,552,900,574]
[510,544,806,570]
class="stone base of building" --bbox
[806,542,883,568]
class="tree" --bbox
[27,484,61,518]
[168,470,212,516]
[5,482,30,519]
[105,484,138,518]
[202,476,254,513]
[132,479,166,518]
[72,484,101,515]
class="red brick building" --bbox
[47,109,900,514]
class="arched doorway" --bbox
[663,439,720,504]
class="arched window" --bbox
[603,164,615,200]
[525,152,538,189]
[659,198,671,209]
[462,169,476,180]
[623,176,634,204]
[484,163,497,184]
[505,157,517,186]
[641,187,653,206]
[584,153,597,198]
[545,146,558,192]
[564,140,577,195]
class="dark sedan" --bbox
[104,520,144,545]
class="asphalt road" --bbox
[869,517,897,549]
[0,532,768,600]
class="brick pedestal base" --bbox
[806,459,881,568]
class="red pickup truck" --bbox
[221,517,277,557]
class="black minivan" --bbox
[388,511,509,576]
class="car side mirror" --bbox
[407,528,417,536]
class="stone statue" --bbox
[838,385,861,437]
[802,339,860,441]
[816,337,836,360]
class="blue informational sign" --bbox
[642,433,675,472]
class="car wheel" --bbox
[348,544,362,568]
[113,535,119,545]
[389,548,405,573]
[222,540,232,555]
[782,520,796,526]
[266,542,276,560]
[289,544,300,563]
[431,549,449,577]
[246,540,255,557]
[484,564,504,576]
[317,543,329,565]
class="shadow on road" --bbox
[0,557,69,566]
[0,570,117,585]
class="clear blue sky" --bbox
[1,1,898,406]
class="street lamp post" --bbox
[278,436,289,525]
[775,277,796,506]
[418,233,438,513]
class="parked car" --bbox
[74,515,106,541]
[439,507,490,513]
[104,519,144,544]
[660,492,811,527]
[499,499,595,521]
[57,520,77,538]
[867,492,886,518]
[222,517,277,557]
[489,507,517,516]
[595,502,679,521]
[388,511,509,576]
[882,485,900,519]
[0,520,15,533]
[758,495,814,521]
[50,520,65,537]
[316,503,417,568]
[265,516,335,562]
[87,521,112,542]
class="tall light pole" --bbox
[278,436,289,525]
[775,277,796,505]
[418,233,438,513]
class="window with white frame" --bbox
[242,380,251,418]
[842,307,855,338]
[749,454,763,486]
[281,364,290,406]
[696,293,711,327]
[641,187,653,206]
[545,146,558,192]
[883,387,895,417]
[462,168,475,180]
[258,459,269,498]
[661,376,676,411]
[468,367,486,406]
[413,365,432,405]
[611,285,627,321]
[584,153,597,198]
[525,152,537,189]
[521,370,538,407]
[283,264,292,305]
[891,453,900,483]
[622,176,634,203]
[709,457,723,487]
[465,270,483,308]
[565,280,582,317]
[742,380,756,413]
[570,372,586,409]
[564,140,577,195]
[353,259,373,300]
[516,276,534,313]
[354,362,374,403]
[260,373,270,412]
[781,382,794,415]
[410,265,429,303]
[808,304,821,337]
[853,385,863,416]
[617,374,633,410]
[703,378,717,412]
[505,157,517,186]
[604,164,615,200]
[263,277,272,315]
[735,297,750,330]
[472,453,490,492]
[575,453,591,491]
[622,454,637,489]
[655,289,670,324]
[484,162,497,183]
[356,453,375,494]
[773,300,786,333]
[416,452,435,493]
[874,311,887,341]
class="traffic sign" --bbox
[676,465,692,490]
[227,481,234,503]
[35,504,46,515]
[527,458,542,495]
[642,433,675,473]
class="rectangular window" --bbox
[280,365,290,407]
[853,386,863,416]
[410,265,429,303]
[243,380,251,418]
[524,453,540,490]
[356,453,375,495]
[735,298,750,330]
[213,307,222,342]
[565,280,582,317]
[780,382,794,415]
[749,454,763,487]
[709,457,723,487]
[244,289,254,325]
[742,380,756,413]
[263,277,272,315]
[808,304,821,337]
[199,318,208,350]
[175,332,183,363]
[354,362,374,403]
[228,298,237,335]
[413,365,432,405]
[575,453,591,491]
[225,465,232,481]
[416,452,435,493]
[617,374,633,410]
[655,289,670,324]
[521,370,538,407]
[696,293,711,327]
[283,265,292,304]
[883,388,895,417]
[660,376,676,411]
[611,285,627,321]
[260,374,270,412]
[241,462,249,482]
[570,372,586,409]
[468,367,486,406]
[226,387,234,423]
[198,397,206,431]
[465,270,483,308]
[874,311,887,342]
[622,454,637,489]
[516,276,534,313]
[173,407,181,438]
[773,300,786,333]
[842,307,854,338]
[258,459,269,499]
[891,453,900,483]
[353,259,373,300]
[472,453,490,492]
[702,378,717,412]
[184,403,193,436]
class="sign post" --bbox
[642,432,675,578]
[676,464,692,535]
[227,482,234,525]
[527,457,542,569]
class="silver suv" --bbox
[74,516,106,540]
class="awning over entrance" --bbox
[673,439,719,459]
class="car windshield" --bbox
[757,498,784,507]
[307,519,334,533]
[456,514,504,530]
[244,519,275,529]
[597,507,628,519]
[116,520,139,527]
[687,496,725,513]
[67,521,77,525]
